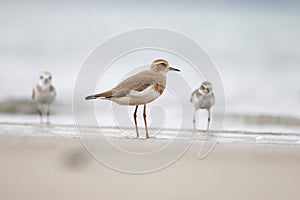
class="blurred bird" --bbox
[85,59,180,139]
[190,81,215,132]
[32,71,56,124]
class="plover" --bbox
[190,81,215,132]
[32,71,56,124]
[85,59,180,138]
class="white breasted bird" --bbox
[32,71,56,124]
[85,59,180,139]
[190,81,215,132]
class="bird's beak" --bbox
[168,67,180,72]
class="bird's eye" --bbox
[49,76,52,80]
[40,76,43,79]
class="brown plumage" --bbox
[153,82,165,94]
[85,59,180,138]
[85,70,166,101]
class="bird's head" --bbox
[150,59,180,74]
[200,81,213,94]
[39,71,52,85]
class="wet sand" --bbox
[0,133,300,200]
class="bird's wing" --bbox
[87,70,164,100]
[32,89,35,100]
[190,89,199,102]
[190,94,193,102]
[211,93,215,105]
[50,85,56,97]
[112,70,160,97]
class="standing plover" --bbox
[85,59,180,139]
[190,81,215,132]
[32,71,56,124]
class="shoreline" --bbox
[0,122,299,145]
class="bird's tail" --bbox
[85,90,113,100]
[85,95,97,100]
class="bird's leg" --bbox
[143,104,149,139]
[38,104,43,124]
[133,105,139,138]
[193,109,197,131]
[206,109,211,134]
[46,105,51,124]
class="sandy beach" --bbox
[0,128,299,200]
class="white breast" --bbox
[34,85,56,104]
[191,93,215,110]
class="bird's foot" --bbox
[146,136,156,139]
